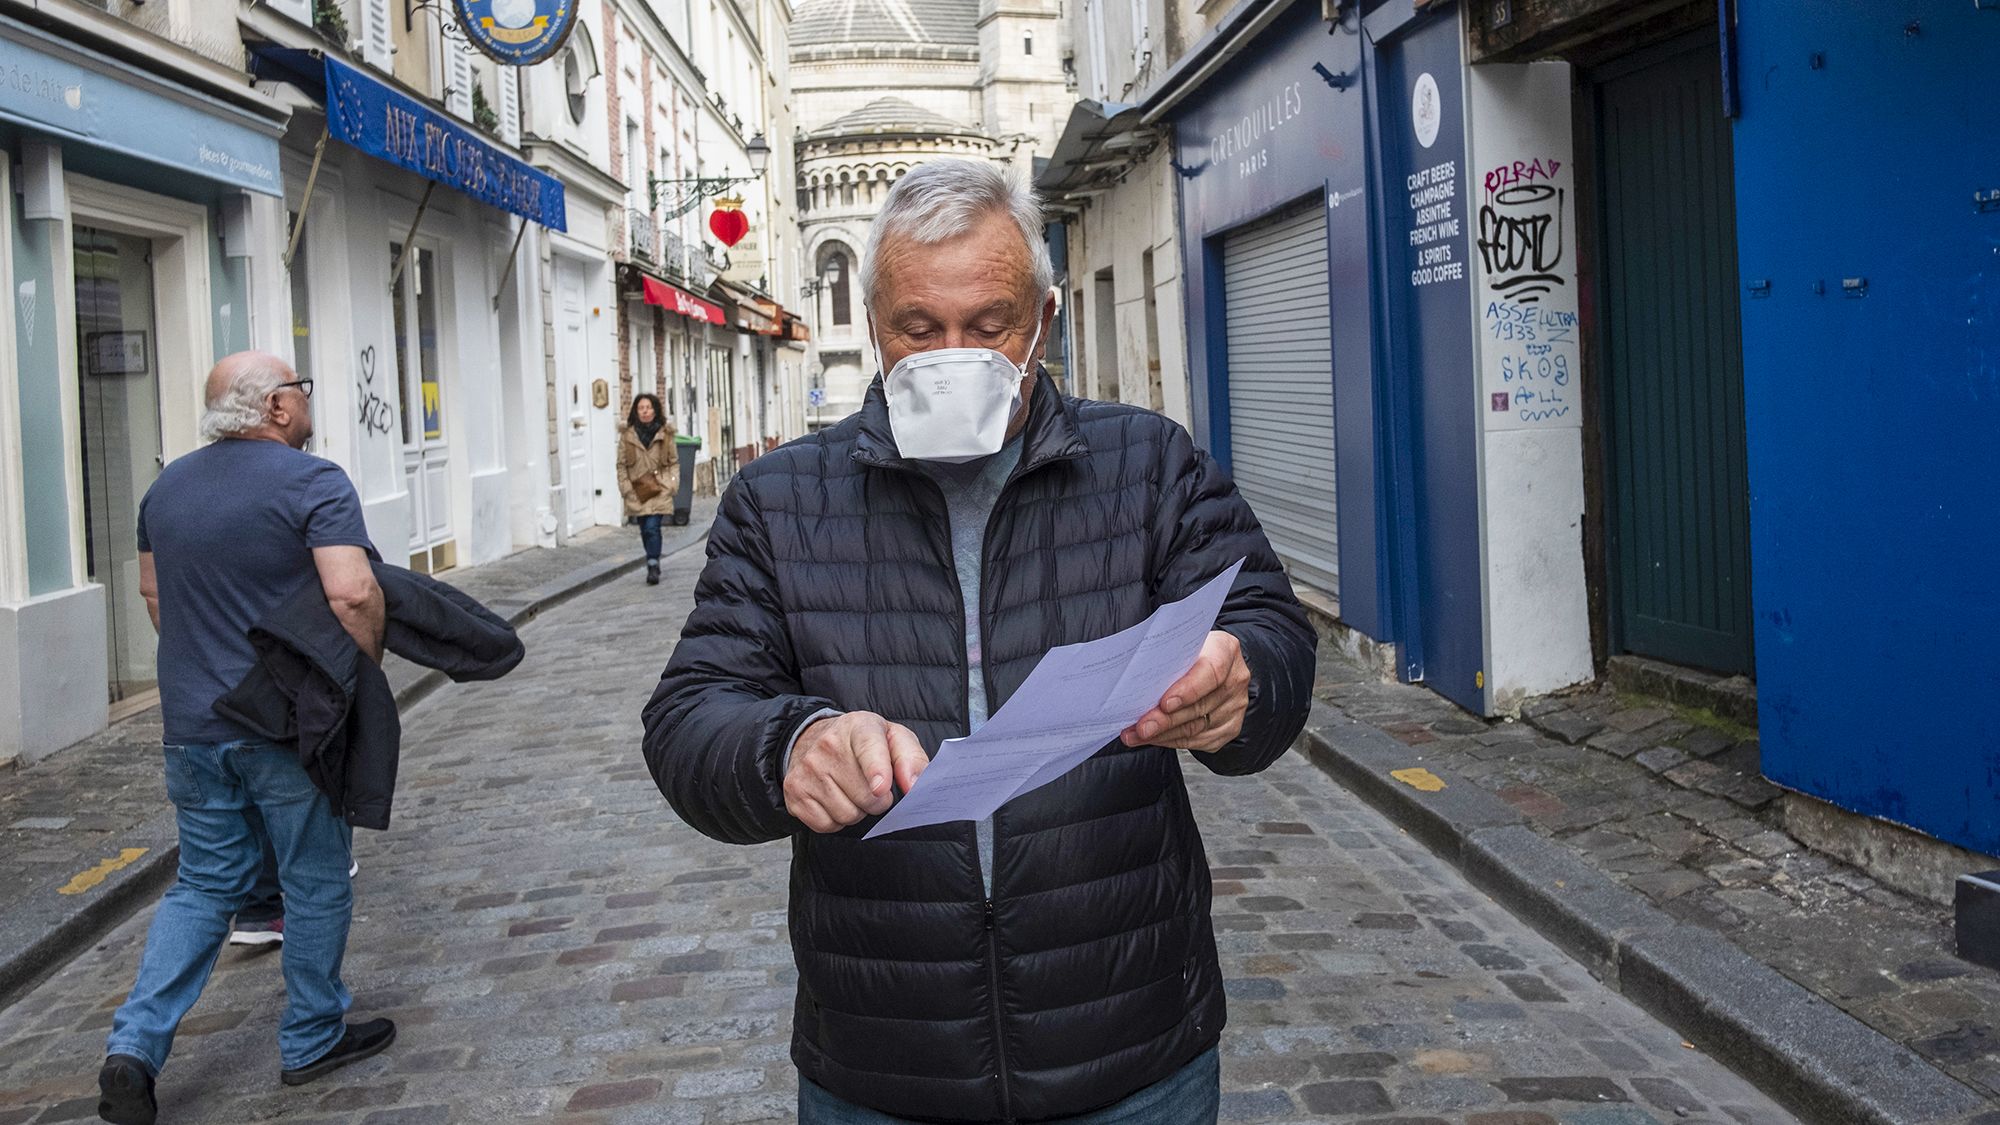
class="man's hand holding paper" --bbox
[864,559,1247,839]
[1120,629,1251,753]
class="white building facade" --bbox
[0,0,571,763]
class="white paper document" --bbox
[864,558,1246,839]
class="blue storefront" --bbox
[0,15,290,763]
[1159,0,1489,712]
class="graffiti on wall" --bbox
[1477,159,1565,303]
[356,345,396,437]
[1479,157,1581,431]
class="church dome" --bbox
[810,96,983,141]
[792,0,978,58]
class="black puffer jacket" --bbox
[642,372,1315,1122]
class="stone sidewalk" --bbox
[1307,642,2000,1119]
[0,502,715,1011]
[0,542,1796,1125]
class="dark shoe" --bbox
[97,1054,156,1125]
[228,916,284,947]
[645,562,660,586]
[279,1019,396,1087]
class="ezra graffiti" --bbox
[1476,159,1567,303]
[356,345,395,437]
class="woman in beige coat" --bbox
[618,393,678,585]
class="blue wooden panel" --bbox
[1733,2,2000,854]
[1369,5,1487,713]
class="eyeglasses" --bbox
[274,379,314,399]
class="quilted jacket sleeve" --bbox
[642,476,838,844]
[1150,424,1317,777]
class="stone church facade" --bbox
[792,0,1069,424]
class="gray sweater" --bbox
[921,436,1024,896]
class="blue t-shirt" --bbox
[137,439,374,744]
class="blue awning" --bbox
[254,48,566,231]
[0,16,284,196]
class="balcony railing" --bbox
[661,228,688,283]
[627,208,656,262]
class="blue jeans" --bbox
[799,1047,1220,1125]
[107,741,354,1073]
[235,808,283,924]
[638,514,663,560]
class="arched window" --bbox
[829,250,852,326]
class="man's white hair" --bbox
[199,353,290,442]
[859,159,1054,311]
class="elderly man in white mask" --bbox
[643,159,1316,1124]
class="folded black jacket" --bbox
[216,561,524,829]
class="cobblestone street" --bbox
[0,548,1794,1124]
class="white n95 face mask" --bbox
[879,321,1043,463]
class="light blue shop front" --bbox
[0,15,287,763]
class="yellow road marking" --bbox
[58,848,150,895]
[1391,767,1446,793]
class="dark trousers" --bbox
[638,514,664,561]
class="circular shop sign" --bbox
[1412,72,1441,149]
[455,0,579,66]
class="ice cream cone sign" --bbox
[709,197,749,248]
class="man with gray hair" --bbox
[645,160,1315,1121]
[96,352,394,1124]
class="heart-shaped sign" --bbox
[708,207,749,248]
[359,345,377,385]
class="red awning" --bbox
[641,275,724,324]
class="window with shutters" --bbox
[359,0,392,70]
[497,67,520,146]
[447,36,474,119]
[266,0,312,29]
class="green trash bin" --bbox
[673,434,700,525]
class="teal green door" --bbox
[1594,35,1754,675]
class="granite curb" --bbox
[1294,698,1994,1124]
[0,528,709,1014]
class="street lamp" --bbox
[801,256,843,300]
[649,134,773,221]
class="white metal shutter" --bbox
[496,67,521,146]
[448,42,475,120]
[266,0,312,30]
[360,0,393,70]
[1222,200,1339,598]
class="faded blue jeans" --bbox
[799,1047,1220,1125]
[107,740,354,1073]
